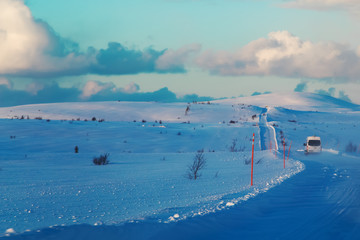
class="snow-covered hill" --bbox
[1,92,359,238]
[0,92,357,123]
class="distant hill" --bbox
[0,92,358,122]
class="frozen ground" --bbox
[1,93,359,239]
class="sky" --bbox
[1,0,360,106]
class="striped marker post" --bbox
[287,141,292,161]
[283,138,286,169]
[251,133,255,186]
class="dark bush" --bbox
[93,153,110,165]
[345,142,357,153]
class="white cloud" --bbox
[26,82,45,95]
[282,0,360,16]
[156,44,201,71]
[81,81,115,99]
[81,81,142,99]
[0,0,94,76]
[196,31,360,82]
[0,1,195,77]
[0,77,12,88]
[122,82,140,94]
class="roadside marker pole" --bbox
[287,141,292,161]
[283,138,285,169]
[251,133,255,186]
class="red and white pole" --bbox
[283,138,286,169]
[251,133,255,186]
[287,141,292,161]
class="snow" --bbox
[0,92,359,239]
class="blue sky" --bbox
[1,0,360,106]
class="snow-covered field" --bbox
[1,92,359,239]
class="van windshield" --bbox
[308,140,321,146]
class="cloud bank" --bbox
[0,0,196,78]
[0,80,213,107]
[196,31,360,82]
[315,87,352,102]
[293,82,352,102]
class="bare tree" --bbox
[229,139,238,152]
[187,150,206,180]
[185,105,190,116]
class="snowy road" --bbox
[5,152,360,240]
[259,107,278,151]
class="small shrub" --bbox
[74,146,79,153]
[92,117,97,121]
[93,153,110,165]
[229,139,245,152]
[345,142,357,153]
[256,158,263,164]
[230,139,237,152]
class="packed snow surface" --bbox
[1,92,359,239]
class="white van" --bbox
[305,136,322,153]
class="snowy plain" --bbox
[0,92,359,239]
